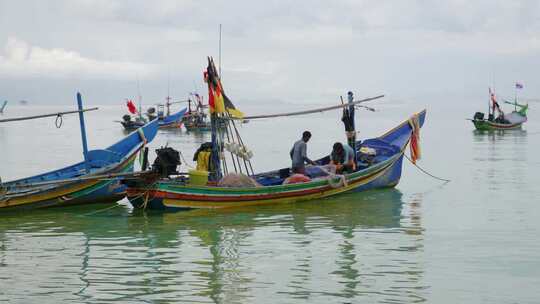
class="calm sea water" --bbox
[0,99,539,303]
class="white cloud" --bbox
[0,37,158,79]
[270,26,354,45]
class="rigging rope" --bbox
[404,154,450,183]
[179,151,195,169]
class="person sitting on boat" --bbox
[330,142,356,174]
[290,131,316,174]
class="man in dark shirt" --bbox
[290,131,316,174]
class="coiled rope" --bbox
[55,114,63,128]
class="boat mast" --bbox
[514,83,518,111]
[136,77,143,120]
[488,87,491,117]
[166,73,171,116]
[76,93,91,173]
[219,24,222,80]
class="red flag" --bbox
[204,71,215,112]
[126,99,137,114]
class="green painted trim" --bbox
[156,153,400,196]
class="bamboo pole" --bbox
[238,95,384,120]
[0,107,98,123]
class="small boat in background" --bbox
[183,93,211,132]
[156,103,188,129]
[119,98,187,131]
[154,96,188,129]
[471,86,529,131]
[0,93,159,211]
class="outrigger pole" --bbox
[236,95,384,120]
[0,107,98,123]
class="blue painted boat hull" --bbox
[1,119,160,211]
[159,108,187,128]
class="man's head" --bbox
[333,142,344,154]
[347,91,353,96]
[302,131,312,142]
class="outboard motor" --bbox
[473,112,484,120]
[152,147,181,177]
[123,114,132,122]
[146,107,157,120]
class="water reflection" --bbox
[471,129,528,191]
[0,189,425,303]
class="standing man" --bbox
[342,91,356,161]
[290,131,316,174]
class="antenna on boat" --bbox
[219,24,222,79]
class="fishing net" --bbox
[283,174,311,184]
[218,173,260,188]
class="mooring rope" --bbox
[81,203,122,216]
[404,154,450,183]
[179,151,195,169]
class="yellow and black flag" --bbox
[204,57,244,118]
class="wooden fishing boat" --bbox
[120,114,147,131]
[126,110,425,210]
[120,108,187,131]
[158,108,187,129]
[183,94,212,132]
[123,57,425,211]
[471,103,528,131]
[183,112,211,131]
[0,94,159,211]
[471,87,528,131]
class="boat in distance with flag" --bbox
[119,98,187,131]
[470,86,528,131]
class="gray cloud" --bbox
[0,0,539,105]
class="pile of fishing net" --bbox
[218,173,261,188]
[283,174,311,184]
[282,165,340,185]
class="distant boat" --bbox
[0,93,159,211]
[471,88,528,131]
[158,107,188,129]
[471,104,528,130]
[19,100,28,105]
[119,97,187,131]
[0,101,7,113]
[183,94,211,132]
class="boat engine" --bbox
[152,147,181,177]
[122,114,132,122]
[473,112,484,121]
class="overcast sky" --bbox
[0,0,539,105]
